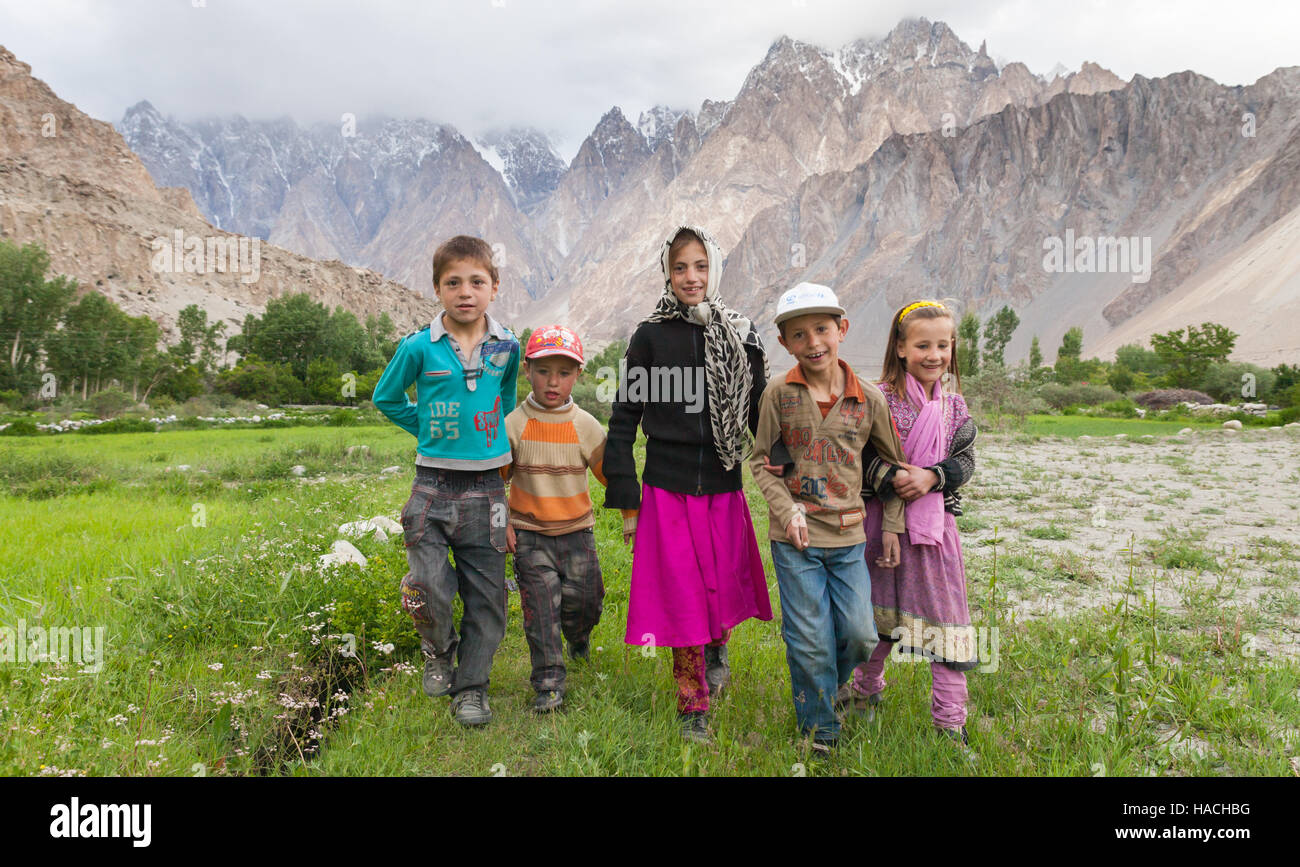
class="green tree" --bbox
[1149,322,1237,389]
[1115,342,1166,377]
[981,305,1020,369]
[234,293,385,381]
[362,313,397,370]
[957,313,981,377]
[172,304,227,374]
[1200,361,1274,404]
[236,293,333,379]
[1107,362,1135,394]
[157,364,204,402]
[0,239,78,393]
[44,292,135,398]
[1269,363,1300,404]
[305,357,344,404]
[216,356,306,405]
[122,314,172,402]
[1054,326,1085,384]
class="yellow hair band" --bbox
[900,300,946,319]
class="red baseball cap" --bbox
[525,325,584,366]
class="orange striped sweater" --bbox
[502,396,623,535]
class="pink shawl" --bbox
[901,371,946,546]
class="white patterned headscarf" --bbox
[641,225,769,470]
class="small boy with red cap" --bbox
[503,325,622,712]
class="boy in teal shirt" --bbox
[373,235,520,727]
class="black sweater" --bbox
[603,317,767,509]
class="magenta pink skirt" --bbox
[623,484,772,648]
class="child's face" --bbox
[778,314,849,376]
[435,257,499,327]
[525,357,580,409]
[897,317,953,387]
[668,239,708,306]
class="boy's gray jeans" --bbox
[399,467,508,696]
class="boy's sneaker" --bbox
[679,711,711,744]
[422,653,453,697]
[532,690,563,714]
[568,639,590,662]
[451,689,492,726]
[704,644,730,697]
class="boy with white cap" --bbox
[503,325,621,713]
[749,283,907,751]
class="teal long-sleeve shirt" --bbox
[372,314,519,470]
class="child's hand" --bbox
[876,532,900,568]
[893,463,939,502]
[623,529,635,548]
[786,504,810,551]
[506,524,517,554]
[762,457,784,477]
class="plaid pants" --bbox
[399,467,508,695]
[513,528,605,693]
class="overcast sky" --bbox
[2,0,1296,160]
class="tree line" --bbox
[0,239,399,410]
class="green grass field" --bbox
[2,423,1297,776]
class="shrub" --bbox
[1100,399,1139,418]
[216,357,306,405]
[1035,382,1121,410]
[326,408,360,427]
[0,419,42,436]
[146,394,177,413]
[1133,389,1214,410]
[89,388,134,419]
[306,358,345,404]
[1200,362,1275,404]
[570,380,611,424]
[78,417,155,435]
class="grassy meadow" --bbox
[2,417,1298,777]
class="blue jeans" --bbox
[770,541,878,742]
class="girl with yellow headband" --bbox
[844,299,980,749]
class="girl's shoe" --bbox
[679,711,711,744]
[835,684,881,722]
[939,725,969,746]
[938,725,977,763]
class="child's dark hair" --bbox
[777,313,841,340]
[432,235,499,287]
[667,228,706,263]
[880,301,961,396]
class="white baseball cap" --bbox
[774,282,846,326]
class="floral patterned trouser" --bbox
[672,628,731,714]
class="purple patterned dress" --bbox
[862,383,977,669]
